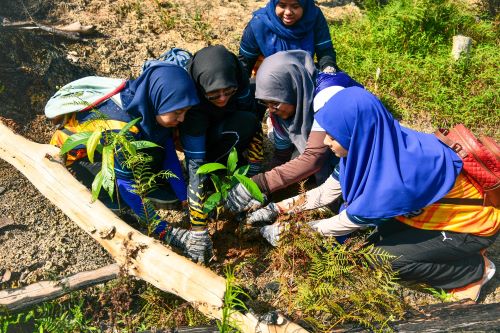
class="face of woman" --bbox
[155,107,190,127]
[205,87,238,107]
[275,0,304,26]
[260,100,296,120]
[324,134,348,158]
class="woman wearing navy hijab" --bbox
[47,64,212,263]
[239,0,338,76]
[251,87,498,302]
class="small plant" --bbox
[59,112,176,234]
[424,287,454,302]
[217,265,250,333]
[0,293,98,332]
[196,147,263,214]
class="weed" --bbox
[424,287,455,302]
[253,189,405,332]
[217,265,249,333]
[0,292,98,333]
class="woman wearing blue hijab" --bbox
[46,64,213,264]
[239,0,338,76]
[251,87,499,301]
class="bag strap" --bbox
[436,197,484,206]
[435,128,468,158]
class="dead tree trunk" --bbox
[0,264,119,311]
[0,121,307,333]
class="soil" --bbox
[0,0,498,323]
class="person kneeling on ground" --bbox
[45,63,212,263]
[248,87,499,302]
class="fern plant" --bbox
[196,147,263,214]
[265,204,405,332]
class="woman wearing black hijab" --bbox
[179,45,261,261]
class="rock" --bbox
[451,35,472,60]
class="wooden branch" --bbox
[0,264,120,312]
[1,18,88,40]
[0,121,307,333]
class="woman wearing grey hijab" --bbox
[226,50,336,213]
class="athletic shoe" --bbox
[450,254,496,302]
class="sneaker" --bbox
[450,255,496,302]
[146,187,179,209]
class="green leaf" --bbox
[233,174,263,203]
[120,139,136,156]
[91,170,104,201]
[196,162,226,174]
[131,140,159,150]
[235,164,250,176]
[59,132,93,154]
[203,192,222,213]
[210,174,222,192]
[101,145,115,199]
[227,147,238,173]
[86,130,102,163]
[220,182,232,199]
[118,117,141,135]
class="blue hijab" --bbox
[122,63,199,143]
[250,0,319,56]
[315,87,462,219]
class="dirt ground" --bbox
[0,0,498,322]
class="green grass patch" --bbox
[332,0,499,136]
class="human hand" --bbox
[246,202,280,225]
[225,183,264,213]
[260,223,283,247]
[168,227,213,264]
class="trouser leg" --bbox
[375,221,496,289]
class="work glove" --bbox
[246,202,280,225]
[260,223,283,247]
[225,183,264,213]
[168,227,213,264]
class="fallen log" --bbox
[0,121,307,333]
[341,301,500,332]
[0,264,120,312]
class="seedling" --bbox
[196,147,263,214]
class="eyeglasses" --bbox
[205,87,238,101]
[257,100,282,112]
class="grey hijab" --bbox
[255,50,317,153]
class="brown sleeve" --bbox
[252,131,329,194]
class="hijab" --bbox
[187,45,252,118]
[314,87,463,219]
[188,45,247,95]
[256,50,316,153]
[250,0,319,56]
[122,63,199,143]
